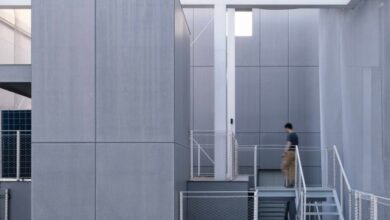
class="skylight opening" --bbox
[235,11,252,37]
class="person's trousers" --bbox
[281,151,295,186]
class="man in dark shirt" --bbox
[281,123,299,187]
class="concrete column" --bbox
[214,2,227,180]
[227,8,236,180]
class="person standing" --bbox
[281,123,299,187]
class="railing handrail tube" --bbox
[296,146,307,190]
[295,146,307,219]
[333,145,352,191]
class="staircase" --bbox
[253,187,344,220]
[305,188,343,219]
[185,132,390,220]
[258,201,288,220]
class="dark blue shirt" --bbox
[287,132,299,151]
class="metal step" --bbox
[306,212,340,216]
[259,200,287,220]
[306,203,337,207]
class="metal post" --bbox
[197,143,200,177]
[358,192,362,220]
[190,131,194,180]
[253,190,258,220]
[254,145,257,188]
[324,147,328,188]
[370,195,377,220]
[295,148,298,189]
[234,138,238,177]
[355,191,359,220]
[16,130,20,181]
[349,190,352,220]
[4,189,8,220]
[333,149,336,188]
[341,171,344,213]
[180,192,184,220]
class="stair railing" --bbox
[295,146,307,219]
[331,145,353,220]
[329,145,390,220]
[190,130,238,180]
[352,189,390,220]
[190,131,215,179]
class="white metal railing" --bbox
[295,146,307,219]
[326,145,390,220]
[0,130,31,181]
[190,130,238,180]
[180,191,256,220]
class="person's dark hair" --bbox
[284,123,293,130]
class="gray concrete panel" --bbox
[96,143,174,220]
[96,0,175,142]
[194,67,214,130]
[299,148,321,167]
[236,132,260,146]
[236,67,260,132]
[260,10,289,66]
[32,0,95,142]
[0,65,31,82]
[289,9,319,66]
[175,2,191,147]
[260,67,288,132]
[260,133,286,145]
[303,166,322,187]
[236,9,260,66]
[259,133,285,169]
[298,132,320,147]
[0,182,30,220]
[194,8,214,66]
[289,67,320,132]
[32,143,95,220]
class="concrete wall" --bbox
[319,0,390,198]
[32,1,190,220]
[184,8,321,185]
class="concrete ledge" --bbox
[0,0,31,9]
[0,65,31,83]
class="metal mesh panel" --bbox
[20,132,31,178]
[181,192,255,220]
[0,131,31,179]
[1,133,17,178]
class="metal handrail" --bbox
[190,130,239,180]
[330,145,390,220]
[333,145,352,191]
[295,146,307,219]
